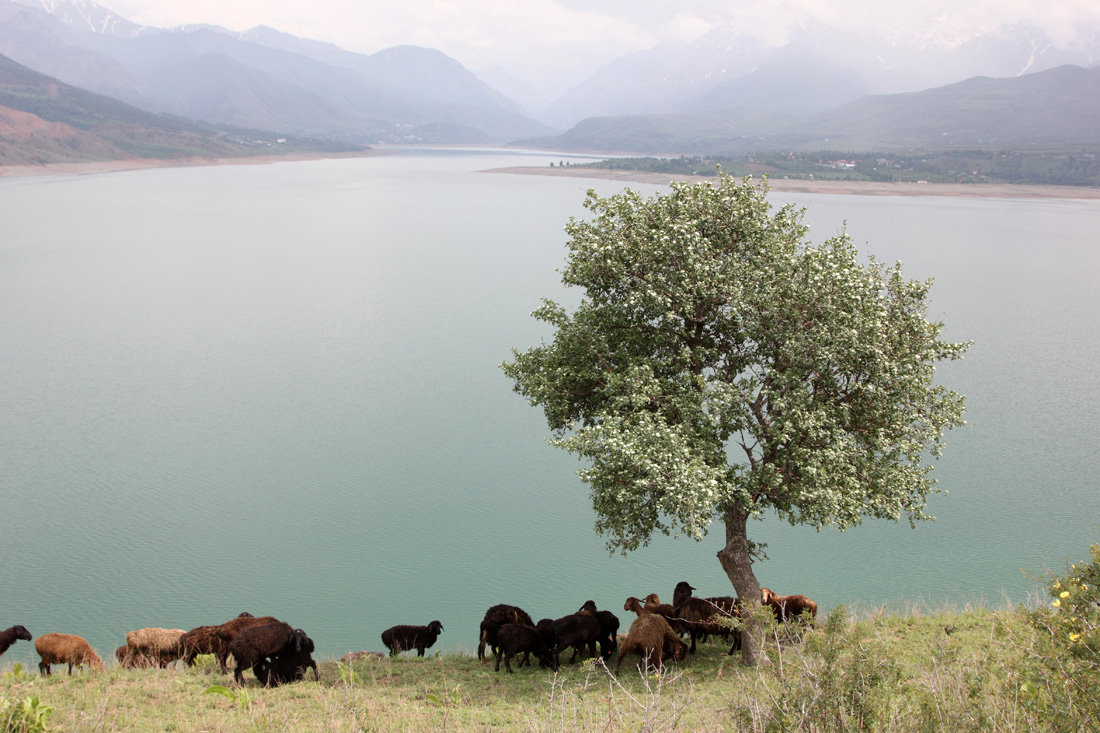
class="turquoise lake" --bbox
[2,149,1099,663]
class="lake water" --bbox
[2,149,1099,665]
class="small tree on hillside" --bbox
[502,174,968,665]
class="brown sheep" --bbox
[761,588,818,624]
[34,633,104,676]
[116,644,156,669]
[125,627,186,668]
[614,614,686,674]
[179,625,225,666]
[642,593,683,633]
[0,625,31,660]
[214,615,280,673]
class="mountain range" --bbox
[1,0,1098,163]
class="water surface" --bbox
[2,151,1098,663]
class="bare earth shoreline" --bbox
[3,152,1099,199]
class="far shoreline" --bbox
[3,151,1099,200]
[0,150,382,179]
[482,165,1100,200]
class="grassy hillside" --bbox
[7,539,1097,730]
[0,53,359,166]
[1,601,1095,731]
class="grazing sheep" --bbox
[226,621,312,686]
[477,604,534,662]
[551,608,602,667]
[761,588,818,624]
[642,593,683,634]
[252,634,318,687]
[380,620,444,657]
[179,625,226,667]
[34,633,104,676]
[214,615,280,673]
[115,644,156,669]
[614,614,687,674]
[577,600,619,660]
[125,627,186,668]
[493,623,557,673]
[0,625,31,660]
[672,582,730,654]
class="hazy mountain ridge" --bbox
[0,51,300,164]
[0,0,553,143]
[521,64,1100,155]
[542,21,1100,129]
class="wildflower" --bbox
[1070,633,1082,642]
[1053,600,1061,608]
[1060,591,1071,598]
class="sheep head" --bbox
[13,626,32,642]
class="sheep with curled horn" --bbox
[0,625,31,661]
[380,620,444,657]
[477,604,534,662]
[34,633,104,676]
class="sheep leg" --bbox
[38,661,50,677]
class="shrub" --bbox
[1022,541,1100,728]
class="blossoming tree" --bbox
[502,175,969,664]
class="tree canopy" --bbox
[502,174,968,664]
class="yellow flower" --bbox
[1061,591,1071,598]
[1053,599,1061,607]
[1070,633,1082,642]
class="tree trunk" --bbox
[716,507,763,666]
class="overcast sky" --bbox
[101,0,1100,94]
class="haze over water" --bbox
[2,150,1098,664]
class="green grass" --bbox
[4,602,1091,732]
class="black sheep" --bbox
[577,601,620,660]
[551,609,602,667]
[381,620,443,657]
[253,635,319,686]
[226,622,310,686]
[673,581,729,654]
[493,623,557,673]
[477,604,534,662]
[0,625,32,660]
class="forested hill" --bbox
[0,53,339,166]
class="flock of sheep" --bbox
[0,582,816,687]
